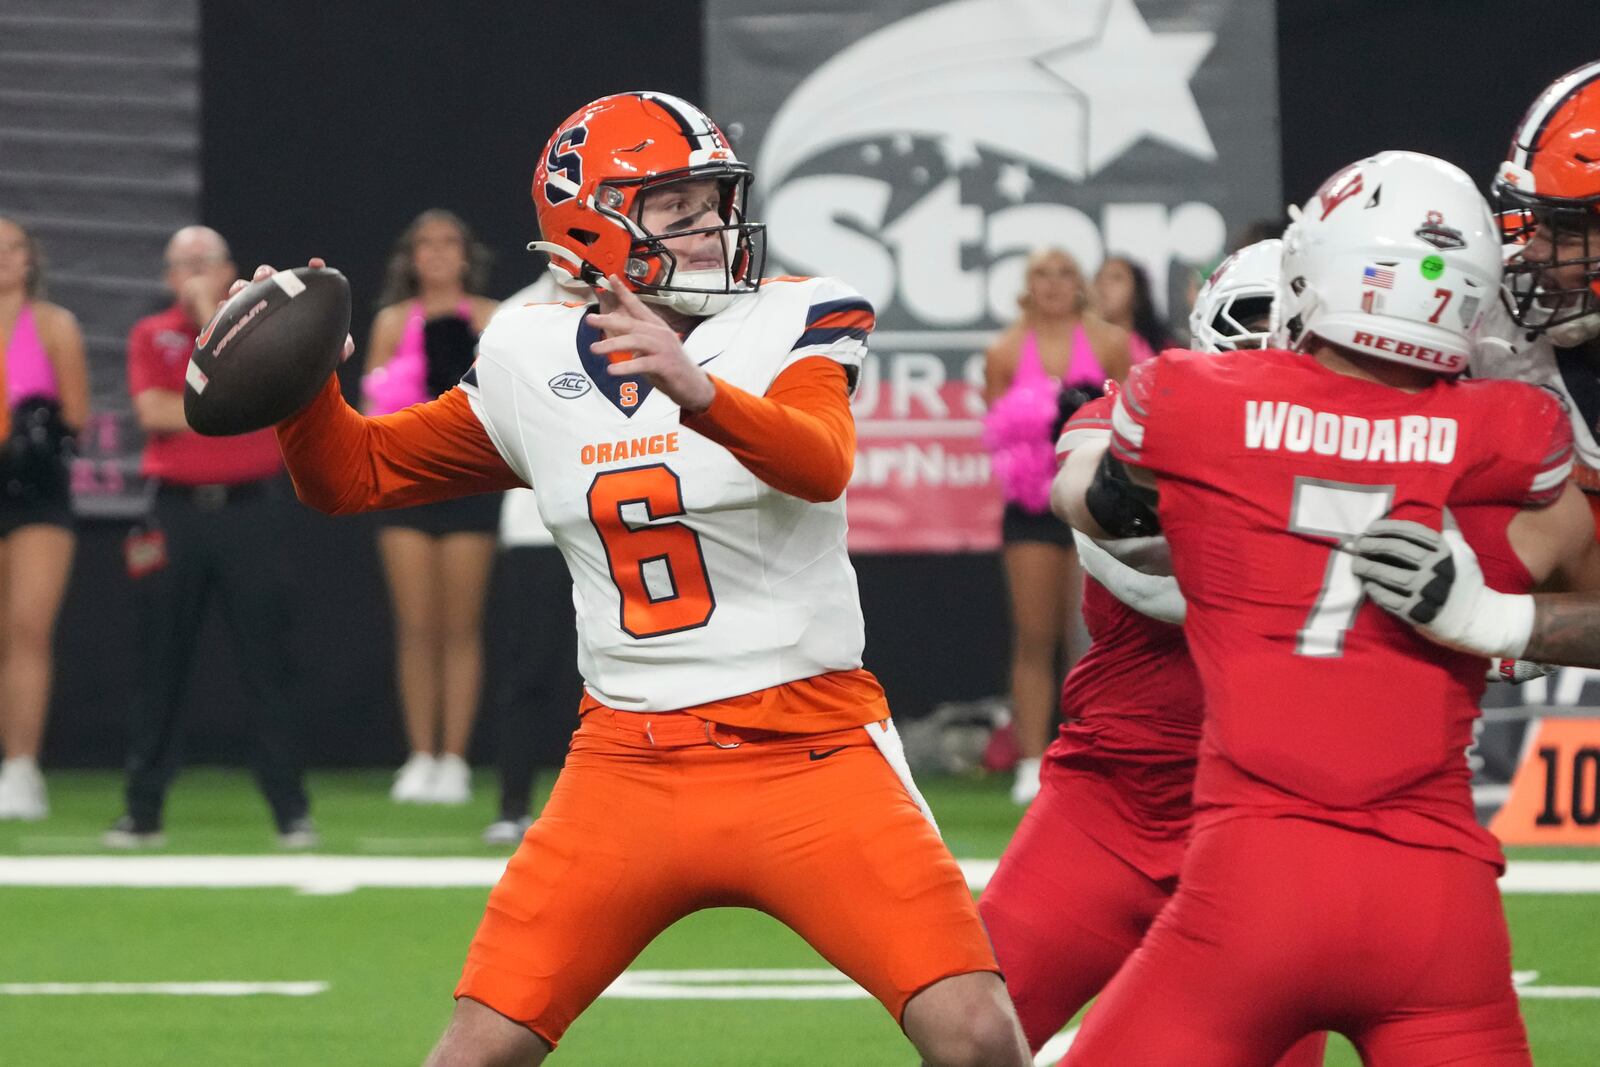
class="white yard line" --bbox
[2,971,1594,1008]
[0,855,508,895]
[0,981,328,996]
[605,968,856,981]
[1034,1027,1079,1064]
[963,859,999,889]
[1499,862,1600,893]
[0,856,1594,894]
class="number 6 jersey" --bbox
[462,276,874,715]
[1109,347,1573,867]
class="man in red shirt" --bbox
[105,225,313,848]
[1058,153,1588,1063]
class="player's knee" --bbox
[424,998,549,1067]
[426,1035,545,1067]
[907,974,1028,1067]
[920,1013,1028,1067]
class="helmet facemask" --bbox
[1494,178,1600,345]
[602,169,765,317]
[1191,238,1281,354]
[1204,295,1275,351]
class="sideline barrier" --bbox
[1486,707,1600,847]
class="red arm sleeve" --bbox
[275,375,525,515]
[1514,388,1574,509]
[679,355,855,502]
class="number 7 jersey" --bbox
[461,276,872,713]
[1109,348,1572,866]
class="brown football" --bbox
[183,266,350,436]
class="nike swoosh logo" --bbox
[697,352,722,367]
[808,746,848,761]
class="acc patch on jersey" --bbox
[549,371,592,399]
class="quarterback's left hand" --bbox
[587,277,715,413]
[1349,519,1535,660]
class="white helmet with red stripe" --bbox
[1273,151,1501,375]
[1190,239,1280,352]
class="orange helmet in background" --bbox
[1493,61,1600,343]
[529,91,765,316]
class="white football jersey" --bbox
[461,276,871,712]
[1472,294,1600,493]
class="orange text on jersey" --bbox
[580,432,681,466]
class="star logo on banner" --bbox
[940,134,983,172]
[756,0,1225,192]
[996,161,1033,202]
[1036,0,1216,176]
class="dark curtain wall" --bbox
[42,0,1600,767]
[1277,1,1600,204]
[199,1,707,352]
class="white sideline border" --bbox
[0,981,327,996]
[0,857,1594,895]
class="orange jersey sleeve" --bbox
[679,356,855,502]
[275,375,525,514]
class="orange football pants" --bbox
[455,706,999,1047]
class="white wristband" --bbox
[1433,585,1535,661]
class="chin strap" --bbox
[527,243,602,302]
[526,240,587,273]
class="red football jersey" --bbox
[1110,348,1571,869]
[1046,394,1202,880]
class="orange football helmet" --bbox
[1493,61,1600,342]
[529,91,764,316]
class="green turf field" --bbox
[2,770,1596,1065]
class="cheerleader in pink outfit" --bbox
[362,210,502,806]
[982,248,1131,804]
[0,217,89,821]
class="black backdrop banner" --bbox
[200,0,706,358]
[1276,1,1600,209]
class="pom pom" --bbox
[983,378,1061,513]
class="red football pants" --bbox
[1063,815,1531,1066]
[981,777,1323,1066]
